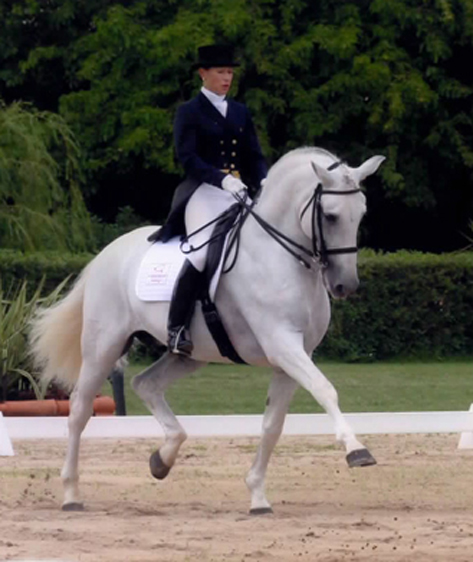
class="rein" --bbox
[181,162,362,272]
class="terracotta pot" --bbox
[0,396,115,417]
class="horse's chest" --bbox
[305,287,331,335]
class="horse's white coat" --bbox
[29,147,384,512]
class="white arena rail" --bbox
[1,407,473,455]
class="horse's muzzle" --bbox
[327,277,359,299]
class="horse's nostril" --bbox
[335,284,345,296]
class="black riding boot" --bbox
[167,260,203,356]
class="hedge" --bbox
[319,250,473,360]
[0,250,92,296]
[1,249,472,360]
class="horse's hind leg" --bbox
[246,368,298,515]
[62,335,128,511]
[132,352,205,479]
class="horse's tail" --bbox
[29,264,91,392]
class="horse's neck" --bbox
[250,170,309,247]
[234,172,319,285]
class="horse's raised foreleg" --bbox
[267,334,376,467]
[246,368,298,514]
[132,352,205,479]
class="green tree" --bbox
[1,0,472,251]
[0,0,128,111]
[0,101,93,251]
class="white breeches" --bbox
[184,183,236,272]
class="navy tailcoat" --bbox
[153,92,267,242]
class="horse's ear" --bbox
[352,155,386,183]
[311,161,335,187]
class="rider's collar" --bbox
[201,87,226,104]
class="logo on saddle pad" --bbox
[136,238,223,302]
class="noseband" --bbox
[299,181,362,267]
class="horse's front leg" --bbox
[132,353,205,479]
[266,333,376,467]
[246,368,298,514]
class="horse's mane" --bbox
[268,146,340,179]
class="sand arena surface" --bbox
[1,434,473,561]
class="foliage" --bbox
[1,1,472,250]
[0,101,94,251]
[0,277,70,401]
[91,206,152,250]
[0,250,91,296]
[319,250,473,360]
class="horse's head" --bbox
[300,154,385,299]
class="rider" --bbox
[152,44,268,357]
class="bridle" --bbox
[299,177,362,267]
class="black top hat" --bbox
[193,45,240,70]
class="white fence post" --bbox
[0,412,14,456]
[457,404,473,450]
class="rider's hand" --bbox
[222,174,247,195]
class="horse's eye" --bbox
[324,213,337,224]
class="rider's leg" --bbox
[167,259,203,356]
[167,184,234,355]
[185,183,236,272]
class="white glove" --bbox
[222,174,247,194]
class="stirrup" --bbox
[168,326,193,357]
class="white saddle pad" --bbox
[135,237,226,302]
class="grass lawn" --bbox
[101,359,473,416]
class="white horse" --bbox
[30,147,385,514]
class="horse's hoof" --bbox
[149,450,171,480]
[62,502,84,512]
[249,507,273,515]
[346,448,377,468]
